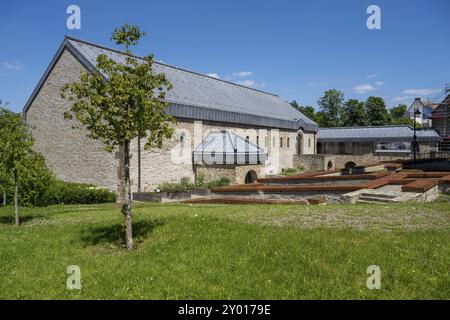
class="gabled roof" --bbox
[23,36,317,132]
[193,130,267,164]
[317,125,441,142]
[407,97,425,114]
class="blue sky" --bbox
[1,0,449,113]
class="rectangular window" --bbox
[280,137,283,148]
[287,138,290,148]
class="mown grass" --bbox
[0,201,449,299]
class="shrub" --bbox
[38,180,116,206]
[2,152,54,207]
[206,177,231,189]
[157,176,231,192]
[157,178,191,193]
[280,166,304,177]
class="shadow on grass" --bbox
[81,219,164,248]
[0,215,46,225]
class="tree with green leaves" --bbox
[61,24,174,250]
[389,104,419,127]
[365,96,389,126]
[0,106,34,226]
[290,101,317,123]
[317,89,345,127]
[342,99,368,126]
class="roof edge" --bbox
[22,39,97,118]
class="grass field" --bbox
[0,200,449,299]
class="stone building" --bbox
[23,36,318,192]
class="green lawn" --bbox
[0,201,449,299]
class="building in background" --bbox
[407,97,434,128]
[430,93,450,151]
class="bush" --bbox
[157,176,231,192]
[206,177,231,189]
[38,180,117,206]
[2,152,54,207]
[157,177,191,193]
[280,166,304,177]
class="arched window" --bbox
[287,138,290,148]
[245,170,257,184]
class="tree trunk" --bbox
[14,170,19,226]
[123,141,133,250]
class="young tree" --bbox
[342,99,368,126]
[365,96,389,126]
[0,107,34,226]
[61,24,174,250]
[317,89,345,127]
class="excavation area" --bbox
[185,162,450,205]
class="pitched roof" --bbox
[23,36,317,132]
[317,125,441,142]
[193,130,267,164]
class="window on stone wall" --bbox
[308,138,311,148]
[280,137,283,148]
[287,138,290,148]
[180,133,185,146]
[257,136,259,146]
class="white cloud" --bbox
[374,81,383,86]
[393,95,414,102]
[2,62,24,71]
[402,88,439,96]
[232,71,253,78]
[206,73,221,79]
[236,80,255,87]
[366,73,378,79]
[354,84,376,94]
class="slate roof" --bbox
[193,130,267,164]
[317,125,441,142]
[23,36,317,132]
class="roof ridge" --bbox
[64,35,279,98]
[319,125,414,130]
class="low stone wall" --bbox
[195,164,265,184]
[214,191,348,204]
[294,153,410,172]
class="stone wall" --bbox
[195,164,264,185]
[216,191,348,204]
[25,49,120,192]
[195,165,237,184]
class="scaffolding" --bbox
[430,84,450,151]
